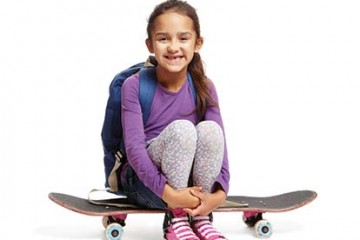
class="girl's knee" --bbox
[167,120,197,144]
[196,121,224,147]
[196,121,223,137]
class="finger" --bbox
[183,208,193,215]
[190,189,205,199]
[184,207,200,217]
[190,186,202,192]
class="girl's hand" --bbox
[162,184,202,209]
[184,189,226,216]
[173,186,202,209]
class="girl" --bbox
[120,0,230,239]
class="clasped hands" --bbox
[164,185,226,217]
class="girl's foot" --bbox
[191,214,227,240]
[163,209,200,240]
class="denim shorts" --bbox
[120,162,167,210]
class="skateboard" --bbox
[49,190,317,239]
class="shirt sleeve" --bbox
[204,80,230,194]
[121,75,167,197]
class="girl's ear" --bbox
[194,37,204,53]
[146,38,154,53]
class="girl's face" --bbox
[146,11,203,78]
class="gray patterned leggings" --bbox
[147,120,224,193]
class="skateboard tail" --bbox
[49,193,104,217]
[49,192,165,216]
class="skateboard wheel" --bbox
[105,223,123,240]
[255,220,272,238]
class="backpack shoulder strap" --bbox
[138,67,157,124]
[186,72,197,105]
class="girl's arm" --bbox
[122,75,167,197]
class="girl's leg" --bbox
[147,119,197,189]
[148,120,200,239]
[191,121,227,240]
[193,121,225,193]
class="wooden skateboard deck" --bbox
[49,190,316,216]
[49,190,317,239]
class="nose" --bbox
[167,40,180,53]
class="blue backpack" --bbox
[101,57,196,192]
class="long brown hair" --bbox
[146,0,218,120]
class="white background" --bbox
[1,0,359,239]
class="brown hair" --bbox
[146,0,218,120]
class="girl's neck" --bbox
[155,66,187,93]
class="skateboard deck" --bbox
[49,190,316,216]
[49,190,317,239]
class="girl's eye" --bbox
[180,34,191,42]
[157,36,167,42]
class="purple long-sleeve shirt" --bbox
[121,73,230,197]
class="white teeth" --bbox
[165,56,183,65]
[167,56,181,59]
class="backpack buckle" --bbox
[115,151,123,162]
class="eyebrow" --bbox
[154,32,193,37]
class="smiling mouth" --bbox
[166,55,183,59]
[165,55,184,64]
